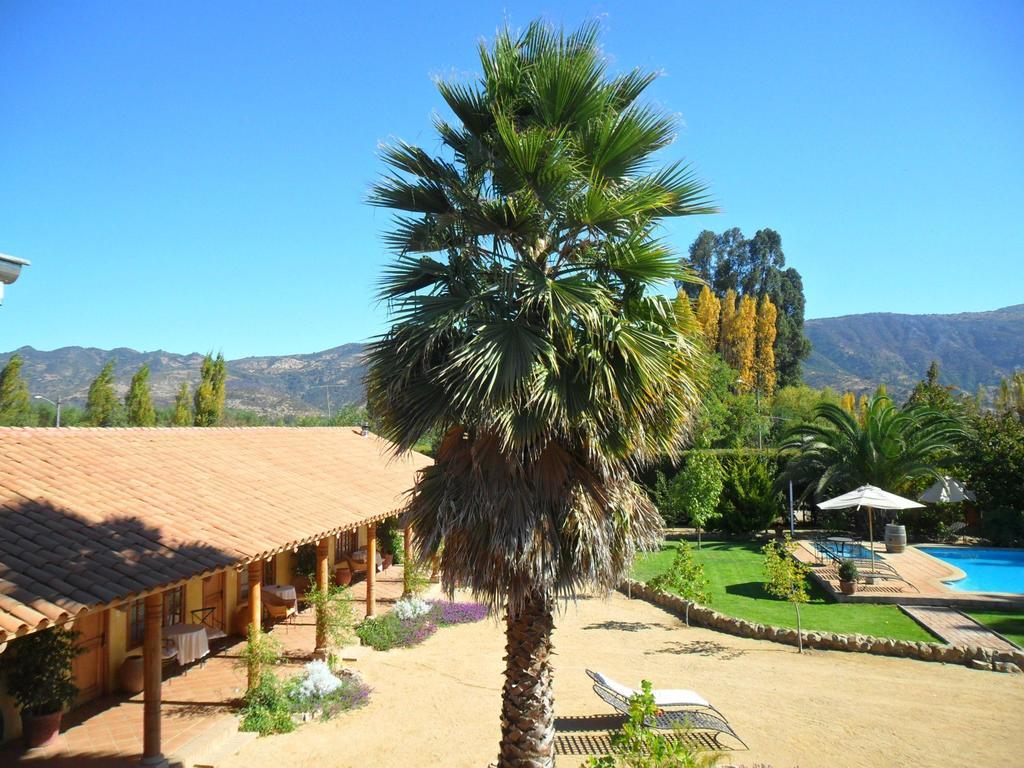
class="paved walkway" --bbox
[900,605,1020,651]
[1,566,412,766]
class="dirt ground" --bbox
[220,591,1024,768]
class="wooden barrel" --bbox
[884,523,907,553]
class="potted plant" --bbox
[1,627,82,747]
[838,559,859,595]
[335,562,352,587]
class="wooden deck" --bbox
[796,541,1024,609]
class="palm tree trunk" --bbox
[498,590,555,768]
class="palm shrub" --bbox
[780,395,964,502]
[365,20,713,767]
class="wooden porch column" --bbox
[365,523,377,618]
[247,561,263,689]
[141,592,166,767]
[314,537,330,656]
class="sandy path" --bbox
[220,592,1024,768]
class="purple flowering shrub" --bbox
[428,600,489,625]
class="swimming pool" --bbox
[918,547,1024,594]
[812,540,878,561]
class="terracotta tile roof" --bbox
[0,427,429,641]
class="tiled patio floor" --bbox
[2,566,413,767]
[796,540,1024,609]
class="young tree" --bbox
[694,285,720,348]
[654,452,723,545]
[734,294,757,391]
[762,534,810,652]
[755,297,778,396]
[193,353,227,426]
[124,364,156,427]
[365,20,713,767]
[85,361,119,426]
[718,289,738,367]
[646,542,712,627]
[172,382,192,426]
[0,354,32,425]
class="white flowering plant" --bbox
[393,596,431,621]
[297,660,342,702]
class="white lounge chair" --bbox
[586,670,747,749]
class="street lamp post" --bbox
[33,395,62,427]
[0,253,30,304]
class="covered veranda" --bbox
[0,427,430,765]
[1,568,415,767]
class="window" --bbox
[163,586,184,626]
[126,586,186,649]
[263,556,275,586]
[336,530,356,557]
[237,566,249,602]
[128,600,145,649]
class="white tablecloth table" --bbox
[163,623,210,666]
[264,584,298,604]
[349,549,383,572]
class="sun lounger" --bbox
[585,670,747,749]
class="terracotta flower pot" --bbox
[335,566,352,587]
[119,654,145,694]
[839,579,857,596]
[23,710,63,749]
[383,553,394,570]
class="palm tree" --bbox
[780,394,964,501]
[365,21,714,767]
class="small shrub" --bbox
[585,680,720,768]
[305,582,357,652]
[357,612,438,650]
[763,534,810,652]
[718,455,780,534]
[238,625,282,687]
[837,559,859,582]
[240,674,295,736]
[1,627,83,716]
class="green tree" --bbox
[171,382,192,426]
[0,354,32,425]
[646,543,711,625]
[124,364,157,426]
[365,21,714,766]
[780,395,964,500]
[85,361,119,426]
[193,353,227,426]
[653,452,723,545]
[762,534,810,652]
[959,411,1024,545]
[718,454,780,534]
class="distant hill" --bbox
[803,304,1024,397]
[0,344,368,417]
[4,303,1021,416]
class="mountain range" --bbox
[3,304,1021,416]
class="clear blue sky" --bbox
[1,1,1021,358]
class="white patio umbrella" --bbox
[919,476,975,504]
[817,485,923,574]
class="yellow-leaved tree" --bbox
[695,285,721,349]
[734,294,757,391]
[754,297,778,396]
[719,288,738,367]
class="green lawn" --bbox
[633,540,936,642]
[966,611,1024,648]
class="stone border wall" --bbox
[621,579,1024,673]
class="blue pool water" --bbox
[919,547,1024,594]
[813,541,878,561]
